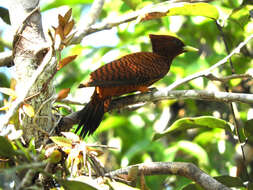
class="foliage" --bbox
[0,0,253,189]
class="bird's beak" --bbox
[183,45,198,52]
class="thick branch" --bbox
[105,162,231,190]
[109,89,253,110]
[58,89,253,131]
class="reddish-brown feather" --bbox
[83,52,170,88]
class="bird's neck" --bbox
[152,52,174,66]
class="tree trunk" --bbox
[8,0,55,145]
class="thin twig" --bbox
[105,162,231,190]
[205,73,253,82]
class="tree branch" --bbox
[57,89,253,132]
[104,162,231,190]
[71,0,105,44]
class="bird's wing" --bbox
[85,52,170,87]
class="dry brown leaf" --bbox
[64,8,72,23]
[139,12,167,22]
[55,27,64,40]
[64,20,74,36]
[56,88,70,100]
[58,15,65,27]
[57,55,77,70]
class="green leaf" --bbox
[153,116,232,141]
[244,119,253,138]
[214,175,244,187]
[177,140,209,167]
[0,7,10,24]
[166,3,219,20]
[108,181,140,190]
[0,136,16,158]
[41,0,93,12]
[50,136,72,148]
[60,179,99,190]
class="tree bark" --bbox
[8,0,55,145]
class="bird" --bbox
[75,34,198,138]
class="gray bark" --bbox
[7,0,55,145]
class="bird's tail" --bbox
[75,98,105,138]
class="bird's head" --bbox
[149,34,198,60]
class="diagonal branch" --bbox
[104,162,231,190]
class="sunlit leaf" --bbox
[22,103,35,117]
[166,2,219,19]
[153,116,232,140]
[10,78,17,90]
[60,179,100,190]
[48,150,62,163]
[0,136,16,158]
[138,2,219,22]
[50,136,72,148]
[41,0,93,12]
[0,87,17,99]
